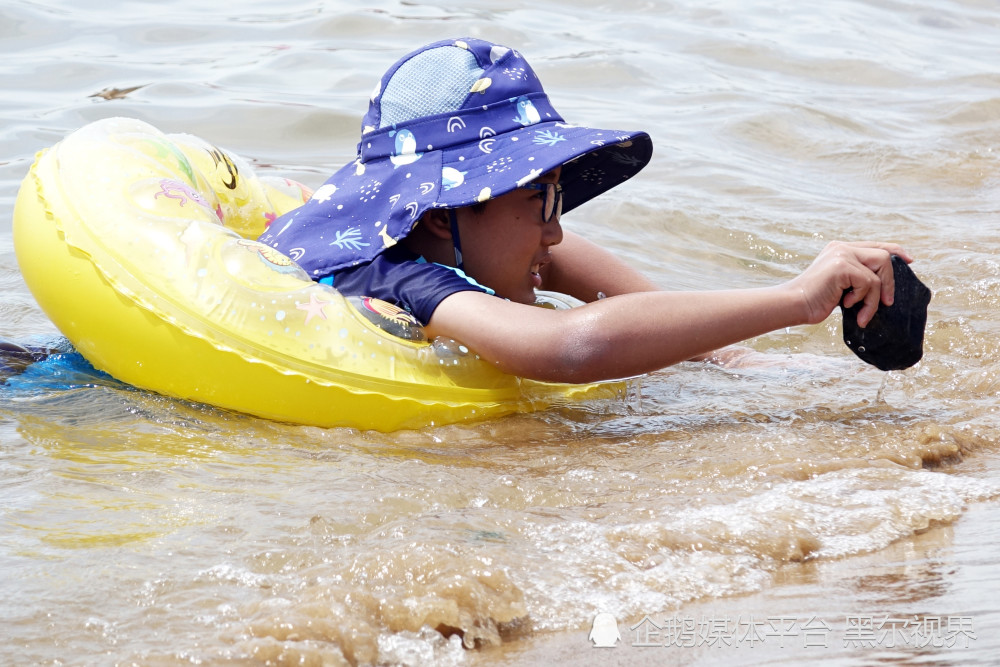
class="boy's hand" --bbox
[789,241,913,328]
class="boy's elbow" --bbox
[532,319,618,384]
[554,343,615,384]
[474,305,634,384]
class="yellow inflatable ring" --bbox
[13,118,621,431]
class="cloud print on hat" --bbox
[259,37,653,280]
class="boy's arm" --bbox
[426,241,910,383]
[428,285,805,382]
[540,230,752,363]
[541,230,659,301]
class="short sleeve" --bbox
[326,246,493,324]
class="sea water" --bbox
[2,1,999,665]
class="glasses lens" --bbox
[526,183,563,222]
[543,183,563,222]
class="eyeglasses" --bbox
[446,182,563,272]
[520,182,563,223]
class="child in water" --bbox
[258,38,910,383]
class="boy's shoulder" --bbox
[332,246,493,325]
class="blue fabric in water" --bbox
[0,338,126,394]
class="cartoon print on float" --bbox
[235,239,304,275]
[348,295,427,342]
[206,147,239,190]
[136,138,198,187]
[154,179,209,209]
[153,178,223,222]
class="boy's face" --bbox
[454,168,564,304]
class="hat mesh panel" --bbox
[378,46,483,128]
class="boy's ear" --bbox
[419,209,453,240]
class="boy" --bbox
[258,38,909,383]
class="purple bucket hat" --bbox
[259,37,653,279]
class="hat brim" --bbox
[432,120,652,213]
[259,121,652,278]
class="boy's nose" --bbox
[543,217,564,246]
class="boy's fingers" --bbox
[858,280,882,327]
[841,241,912,264]
[858,247,896,307]
[839,249,891,327]
[879,258,896,306]
[849,246,896,308]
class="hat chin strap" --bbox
[447,209,465,272]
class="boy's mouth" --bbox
[531,262,544,288]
